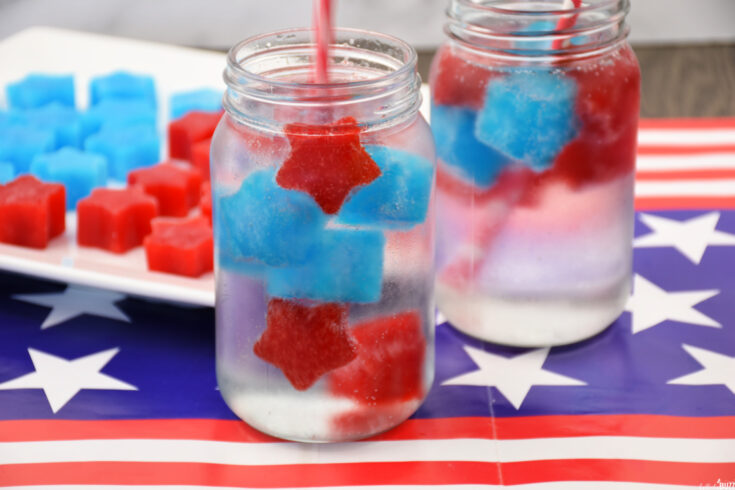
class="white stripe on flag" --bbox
[636,179,735,197]
[639,129,735,146]
[637,153,735,171]
[1,437,733,465]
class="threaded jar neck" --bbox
[446,0,630,61]
[224,28,422,131]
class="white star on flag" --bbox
[668,344,735,395]
[442,346,585,409]
[13,285,130,329]
[634,212,735,264]
[0,348,137,413]
[625,274,721,334]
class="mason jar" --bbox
[430,0,640,346]
[212,28,436,442]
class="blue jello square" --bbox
[266,228,385,303]
[0,162,14,184]
[13,103,85,149]
[431,104,511,187]
[337,145,433,229]
[89,71,156,107]
[6,74,75,110]
[219,169,327,267]
[0,125,56,173]
[30,148,108,209]
[84,124,160,181]
[81,100,158,138]
[170,89,222,119]
[475,70,578,170]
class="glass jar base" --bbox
[437,279,630,347]
[217,374,425,443]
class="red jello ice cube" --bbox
[77,187,158,253]
[430,45,495,109]
[276,117,381,214]
[168,111,222,160]
[144,216,213,277]
[0,175,65,248]
[550,46,640,188]
[191,137,211,181]
[253,299,357,391]
[200,181,212,224]
[329,310,425,404]
[332,402,411,439]
[128,162,202,217]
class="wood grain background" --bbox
[417,44,735,118]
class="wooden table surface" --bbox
[417,44,735,118]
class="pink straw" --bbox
[313,0,333,84]
[551,0,582,50]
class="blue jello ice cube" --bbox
[30,148,107,209]
[170,89,222,119]
[337,145,433,229]
[0,162,14,184]
[267,228,385,303]
[81,100,158,138]
[0,125,55,173]
[6,74,75,110]
[431,104,511,188]
[219,168,327,267]
[13,103,84,149]
[89,71,156,107]
[84,124,160,181]
[475,70,578,171]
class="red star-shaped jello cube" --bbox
[144,216,213,277]
[191,137,211,181]
[0,175,65,248]
[200,181,212,224]
[254,299,357,391]
[128,162,202,217]
[168,110,222,160]
[330,310,425,404]
[276,117,381,214]
[77,188,158,253]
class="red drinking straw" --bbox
[551,0,582,50]
[313,0,333,83]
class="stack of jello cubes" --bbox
[0,72,224,278]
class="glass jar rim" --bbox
[453,0,622,16]
[225,27,418,91]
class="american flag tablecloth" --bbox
[1,118,734,489]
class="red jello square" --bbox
[0,175,65,248]
[168,111,222,160]
[200,181,212,224]
[253,299,357,391]
[329,310,425,404]
[144,216,213,277]
[77,187,158,253]
[430,45,495,109]
[191,137,211,181]
[276,117,381,214]
[128,162,202,217]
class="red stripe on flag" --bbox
[0,461,502,487]
[639,118,735,130]
[1,459,731,487]
[501,459,735,486]
[636,169,735,180]
[2,415,734,443]
[635,196,735,211]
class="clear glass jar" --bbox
[212,28,435,442]
[430,0,640,346]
